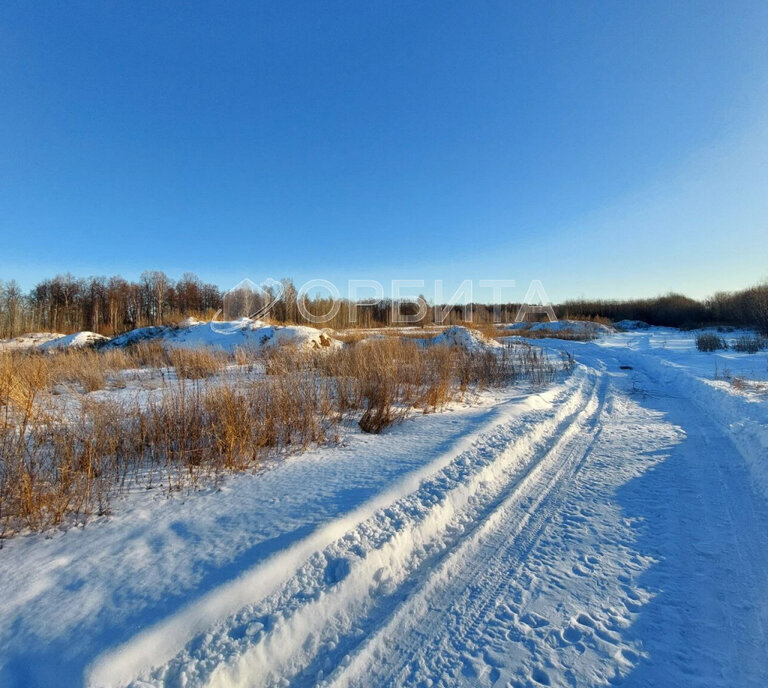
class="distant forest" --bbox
[0,272,766,338]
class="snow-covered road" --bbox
[3,331,768,687]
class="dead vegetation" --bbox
[0,339,567,536]
[509,324,601,341]
[467,322,502,343]
[732,336,767,354]
[696,333,728,352]
[714,361,768,395]
[169,348,228,379]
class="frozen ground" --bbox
[1,328,768,687]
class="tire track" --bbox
[326,372,608,688]
[106,369,597,687]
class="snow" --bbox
[2,327,768,687]
[0,319,342,354]
[0,331,108,352]
[38,331,109,351]
[104,319,341,352]
[506,319,615,336]
[0,332,68,350]
[427,325,502,351]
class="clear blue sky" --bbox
[1,1,767,302]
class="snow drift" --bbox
[104,318,341,352]
[426,326,502,352]
[0,332,69,351]
[0,331,109,351]
[505,319,614,337]
[39,331,109,351]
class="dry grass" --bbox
[333,330,370,345]
[398,331,437,340]
[48,350,108,392]
[468,322,502,342]
[170,348,227,379]
[566,314,614,328]
[126,341,174,368]
[724,374,768,395]
[511,324,601,342]
[0,339,565,536]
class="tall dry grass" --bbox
[170,348,228,379]
[0,339,564,536]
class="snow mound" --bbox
[236,323,341,352]
[106,319,340,353]
[0,332,67,351]
[38,331,109,351]
[614,319,650,330]
[429,326,502,352]
[102,326,167,349]
[506,319,614,336]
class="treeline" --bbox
[0,272,222,338]
[560,285,768,335]
[0,272,524,338]
[1,272,767,338]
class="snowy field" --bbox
[1,327,768,687]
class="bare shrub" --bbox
[511,325,599,342]
[696,333,727,352]
[732,336,766,354]
[359,383,398,433]
[730,377,747,391]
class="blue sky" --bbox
[1,1,767,302]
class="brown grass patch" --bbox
[0,339,565,536]
[170,348,227,379]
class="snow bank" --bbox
[428,326,502,352]
[102,326,166,348]
[38,331,109,351]
[506,319,614,337]
[0,332,68,351]
[105,319,340,352]
[1,331,109,352]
